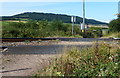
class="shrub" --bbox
[109,19,120,32]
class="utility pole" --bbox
[71,16,76,35]
[118,1,120,18]
[83,0,86,37]
[72,21,74,35]
[71,16,74,35]
[118,1,120,14]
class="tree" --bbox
[50,20,64,31]
[108,19,120,32]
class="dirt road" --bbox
[1,54,58,76]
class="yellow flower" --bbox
[56,72,61,75]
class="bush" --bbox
[109,19,120,32]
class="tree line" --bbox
[2,20,104,38]
[2,20,81,38]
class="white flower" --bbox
[100,69,103,71]
[109,57,113,60]
[115,63,118,65]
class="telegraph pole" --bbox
[118,1,120,18]
[72,21,74,35]
[118,1,120,14]
[83,0,86,37]
[71,16,76,35]
[71,16,74,35]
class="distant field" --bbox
[1,20,27,23]
[1,20,109,29]
[89,25,109,28]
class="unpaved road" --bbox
[1,54,58,76]
[0,38,114,77]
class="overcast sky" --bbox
[0,0,120,23]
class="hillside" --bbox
[1,12,108,25]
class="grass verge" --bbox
[103,32,120,38]
[34,42,120,77]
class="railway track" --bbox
[1,37,119,42]
[1,38,58,42]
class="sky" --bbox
[0,0,119,23]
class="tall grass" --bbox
[35,42,120,77]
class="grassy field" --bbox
[34,41,120,77]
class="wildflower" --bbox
[115,63,118,65]
[56,72,61,75]
[100,69,103,71]
[109,56,113,60]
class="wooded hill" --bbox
[1,12,107,25]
